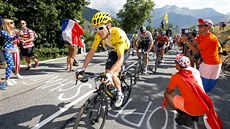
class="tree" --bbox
[117,0,155,33]
[0,0,89,48]
[0,0,90,59]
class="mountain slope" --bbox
[151,5,228,28]
[83,5,230,28]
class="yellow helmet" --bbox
[91,12,112,26]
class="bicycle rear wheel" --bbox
[120,71,132,107]
[73,93,108,129]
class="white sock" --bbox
[117,91,123,95]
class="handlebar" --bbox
[75,72,107,84]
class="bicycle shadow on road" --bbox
[0,102,80,129]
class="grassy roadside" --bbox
[215,24,230,56]
[215,24,230,73]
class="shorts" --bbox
[157,43,166,50]
[105,49,130,69]
[68,44,77,59]
[173,95,186,113]
[138,40,150,52]
[21,47,35,57]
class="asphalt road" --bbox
[0,47,229,129]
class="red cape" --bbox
[178,69,223,129]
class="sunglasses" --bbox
[197,25,208,28]
[20,23,25,25]
[10,21,14,24]
[95,25,107,31]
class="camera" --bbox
[181,28,192,42]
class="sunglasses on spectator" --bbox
[95,25,107,31]
[10,21,14,24]
[20,23,25,25]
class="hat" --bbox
[198,18,213,26]
[175,54,190,68]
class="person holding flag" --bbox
[61,18,84,72]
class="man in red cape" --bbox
[162,54,222,129]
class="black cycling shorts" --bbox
[105,49,130,70]
[21,46,35,57]
[157,43,166,50]
[138,40,150,52]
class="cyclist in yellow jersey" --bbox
[77,12,130,107]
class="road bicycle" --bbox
[73,69,133,129]
[136,49,148,75]
[154,47,162,73]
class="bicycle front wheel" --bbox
[154,55,159,73]
[120,71,132,107]
[73,93,108,129]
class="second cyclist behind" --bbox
[133,26,154,74]
[76,12,130,107]
[155,31,168,63]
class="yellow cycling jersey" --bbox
[91,27,130,54]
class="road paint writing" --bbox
[146,107,168,129]
[108,99,199,129]
[21,74,200,129]
[22,74,56,86]
[58,83,92,101]
[120,101,152,127]
[28,72,96,128]
[108,98,133,118]
[31,90,94,129]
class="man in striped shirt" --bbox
[19,20,39,70]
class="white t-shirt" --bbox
[135,31,153,42]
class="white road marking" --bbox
[31,90,94,129]
[146,107,168,129]
[108,98,133,118]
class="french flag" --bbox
[61,18,84,47]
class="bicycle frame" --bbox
[137,49,147,74]
[154,47,162,73]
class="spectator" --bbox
[19,20,39,70]
[187,31,201,68]
[185,18,222,93]
[64,41,78,72]
[219,22,226,31]
[61,19,84,72]
[12,28,23,79]
[162,54,223,129]
[1,19,19,86]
